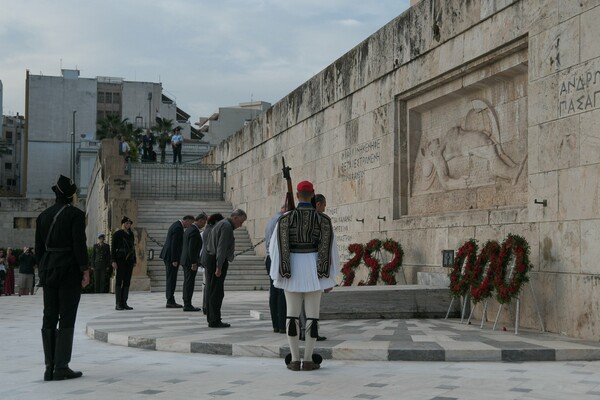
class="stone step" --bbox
[136,199,268,292]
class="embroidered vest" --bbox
[277,205,333,279]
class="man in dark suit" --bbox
[181,213,207,311]
[36,175,89,381]
[160,215,195,308]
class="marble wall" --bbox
[203,0,600,340]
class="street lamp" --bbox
[147,92,152,129]
[71,110,76,178]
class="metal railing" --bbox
[130,162,225,200]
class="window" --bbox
[14,217,36,229]
[97,91,105,103]
[113,92,121,104]
[5,131,12,140]
[105,92,113,103]
[5,162,12,170]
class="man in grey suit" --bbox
[181,213,207,312]
[160,215,195,308]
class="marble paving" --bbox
[3,291,600,399]
[83,291,600,363]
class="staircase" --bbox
[136,199,269,294]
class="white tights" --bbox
[284,290,321,362]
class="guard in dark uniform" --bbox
[111,217,137,310]
[36,175,89,381]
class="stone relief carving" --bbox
[417,99,527,192]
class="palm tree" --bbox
[153,118,174,163]
[96,114,128,140]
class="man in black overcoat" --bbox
[36,175,89,381]
[160,215,194,308]
[181,213,207,311]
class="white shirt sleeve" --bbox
[268,222,280,281]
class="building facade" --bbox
[25,69,193,198]
[0,114,25,195]
[197,101,270,145]
[203,0,600,341]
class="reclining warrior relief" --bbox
[419,99,527,192]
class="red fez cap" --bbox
[297,180,314,192]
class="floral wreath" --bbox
[469,240,500,303]
[340,239,403,286]
[493,234,532,304]
[380,239,404,285]
[340,243,363,286]
[359,239,381,285]
[449,239,477,298]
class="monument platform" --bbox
[86,292,600,362]
[320,285,459,319]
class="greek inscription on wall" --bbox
[558,61,600,117]
[327,207,353,258]
[339,139,381,181]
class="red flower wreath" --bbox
[493,234,532,304]
[380,239,404,285]
[359,239,381,286]
[449,239,478,298]
[340,243,364,286]
[469,240,500,303]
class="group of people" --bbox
[159,210,248,329]
[118,126,184,165]
[35,172,337,381]
[0,246,39,296]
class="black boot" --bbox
[122,286,133,310]
[41,328,56,381]
[115,286,124,310]
[53,328,83,380]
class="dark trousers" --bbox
[266,256,286,330]
[164,261,179,303]
[115,260,133,305]
[41,267,82,371]
[172,145,182,163]
[182,264,198,307]
[205,255,228,325]
[94,265,108,293]
[42,268,82,330]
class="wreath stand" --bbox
[491,266,545,335]
[445,294,470,323]
[445,255,469,322]
[467,300,489,328]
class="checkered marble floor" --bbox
[3,291,600,400]
[85,292,600,363]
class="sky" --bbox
[0,0,410,123]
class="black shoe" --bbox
[115,304,124,310]
[183,306,201,312]
[166,303,183,308]
[53,366,83,380]
[44,366,53,381]
[122,304,133,310]
[317,335,327,341]
[208,322,231,328]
